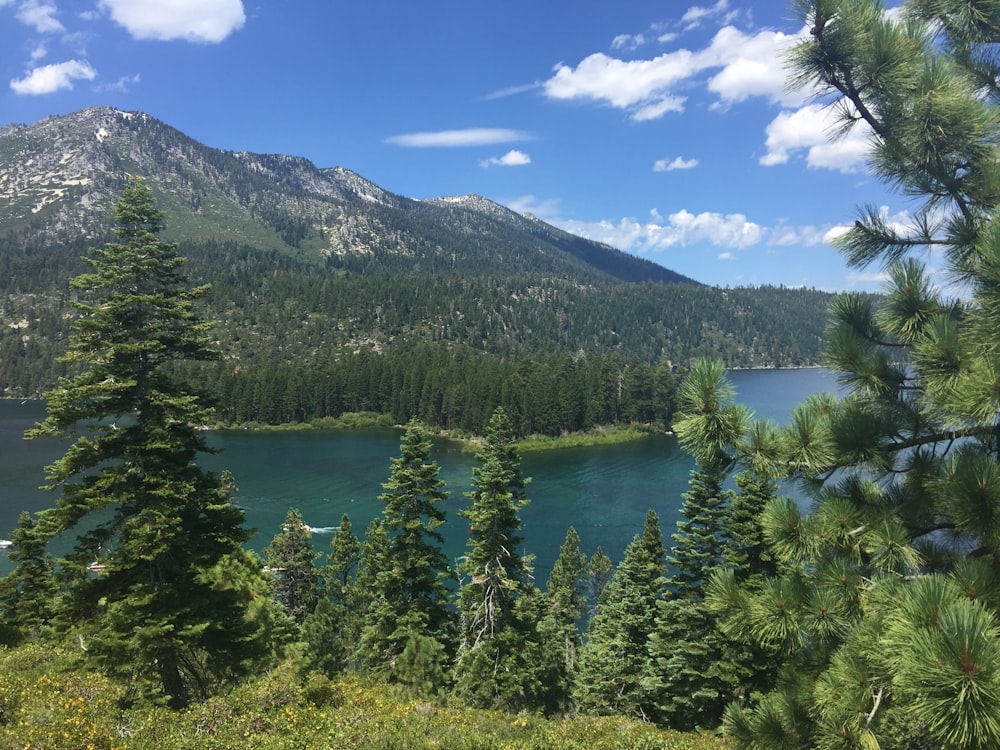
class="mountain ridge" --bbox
[0,106,697,286]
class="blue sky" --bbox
[0,0,908,291]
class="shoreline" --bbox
[2,401,665,452]
[212,414,667,453]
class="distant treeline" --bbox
[196,346,676,436]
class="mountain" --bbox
[0,108,841,435]
[0,107,694,285]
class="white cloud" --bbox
[654,156,698,172]
[680,0,730,29]
[545,50,697,111]
[632,96,686,121]
[541,205,856,258]
[10,59,96,94]
[16,0,63,33]
[386,128,532,147]
[557,208,764,252]
[611,33,646,51]
[99,0,245,42]
[761,103,873,172]
[667,209,764,248]
[806,137,873,171]
[480,149,532,168]
[543,24,806,121]
[705,26,806,107]
[508,201,876,273]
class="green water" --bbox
[0,368,842,581]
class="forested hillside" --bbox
[0,233,834,433]
[0,107,838,436]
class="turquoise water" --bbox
[0,367,842,580]
[729,367,841,422]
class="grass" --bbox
[0,645,732,750]
[515,424,662,453]
[213,411,396,432]
[213,413,665,454]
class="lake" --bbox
[0,367,842,581]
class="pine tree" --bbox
[489,586,568,715]
[353,517,390,610]
[24,178,268,707]
[723,470,780,585]
[356,419,455,690]
[323,514,360,600]
[575,510,665,719]
[199,544,297,664]
[263,508,320,626]
[456,407,530,645]
[643,359,748,728]
[453,407,538,710]
[542,526,589,713]
[547,526,588,632]
[671,358,749,471]
[0,512,58,643]
[668,466,733,599]
[694,0,1000,744]
[343,517,389,671]
[644,462,733,729]
[301,515,360,677]
[710,469,784,709]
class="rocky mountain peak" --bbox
[0,108,697,285]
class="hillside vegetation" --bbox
[0,644,730,750]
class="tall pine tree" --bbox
[642,359,744,728]
[644,462,734,729]
[456,407,530,645]
[24,178,268,707]
[357,419,455,691]
[346,517,390,671]
[587,546,613,615]
[452,407,536,709]
[543,525,589,714]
